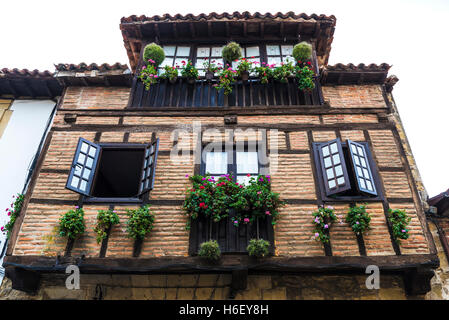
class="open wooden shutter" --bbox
[138,138,159,195]
[65,137,101,196]
[318,138,351,196]
[347,140,377,196]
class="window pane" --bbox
[332,154,341,165]
[359,178,366,189]
[335,165,343,176]
[328,179,336,189]
[322,146,330,157]
[360,157,366,167]
[85,157,94,168]
[330,143,338,154]
[82,168,91,180]
[74,164,82,176]
[177,46,190,56]
[88,146,97,157]
[205,152,227,174]
[246,46,259,57]
[366,180,373,191]
[337,177,345,185]
[283,56,295,64]
[211,47,223,57]
[357,146,364,156]
[174,58,187,68]
[326,168,334,179]
[363,168,370,178]
[197,47,210,57]
[80,142,89,153]
[351,144,358,154]
[160,58,174,68]
[71,176,79,188]
[77,153,86,164]
[281,45,293,56]
[79,180,87,192]
[237,175,255,185]
[236,152,258,173]
[163,46,176,56]
[324,157,332,168]
[354,156,360,166]
[266,45,280,56]
[267,56,281,67]
[356,166,363,177]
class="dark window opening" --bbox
[91,148,144,198]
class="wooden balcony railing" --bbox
[129,76,324,108]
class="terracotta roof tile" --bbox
[325,63,391,72]
[54,62,129,72]
[0,68,53,78]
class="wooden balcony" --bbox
[129,76,324,108]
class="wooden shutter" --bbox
[138,138,159,195]
[65,137,101,196]
[347,140,377,196]
[318,138,351,196]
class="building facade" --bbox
[0,12,442,300]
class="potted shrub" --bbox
[254,63,274,84]
[214,65,237,95]
[247,238,270,258]
[202,59,220,82]
[161,65,179,84]
[198,240,221,261]
[143,43,166,66]
[180,60,199,84]
[58,206,85,256]
[272,62,295,83]
[126,205,155,256]
[236,58,254,82]
[222,42,242,63]
[93,209,120,244]
[388,208,411,244]
[138,43,165,91]
[345,204,371,236]
[312,206,337,244]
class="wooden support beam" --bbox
[7,80,18,97]
[225,22,230,37]
[25,79,36,98]
[189,22,196,38]
[44,80,54,97]
[154,23,160,39]
[207,21,212,37]
[243,22,247,37]
[260,22,264,37]
[280,22,284,37]
[172,23,178,39]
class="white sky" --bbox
[1,0,448,197]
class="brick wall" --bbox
[322,85,386,108]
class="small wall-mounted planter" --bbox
[169,76,178,84]
[205,71,214,82]
[133,238,143,257]
[187,78,196,85]
[240,71,249,82]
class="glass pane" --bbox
[237,175,254,186]
[335,165,343,176]
[326,168,334,179]
[322,146,329,157]
[160,58,174,68]
[359,178,366,189]
[356,166,363,177]
[85,157,94,168]
[366,180,373,191]
[266,45,280,56]
[174,58,187,68]
[324,157,332,168]
[281,45,293,56]
[77,153,86,164]
[146,167,152,178]
[163,46,176,56]
[357,146,364,156]
[328,179,336,189]
[71,176,79,188]
[148,157,153,166]
[80,142,88,153]
[247,57,260,65]
[231,61,240,70]
[324,156,332,168]
[211,58,223,67]
[176,46,190,56]
[283,56,295,64]
[197,47,210,57]
[74,164,82,176]
[351,144,358,154]
[88,146,96,157]
[332,154,340,165]
[79,180,87,192]
[267,56,281,67]
[363,168,370,178]
[330,143,338,154]
[211,47,223,57]
[337,177,345,185]
[360,157,367,167]
[195,59,206,69]
[82,168,91,180]
[354,156,360,166]
[205,152,227,174]
[236,152,258,173]
[246,46,259,57]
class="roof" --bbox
[120,11,337,72]
[55,62,129,72]
[0,68,62,98]
[321,63,392,86]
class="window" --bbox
[65,137,159,201]
[231,45,261,70]
[194,46,224,76]
[312,138,383,201]
[265,44,295,66]
[159,45,191,75]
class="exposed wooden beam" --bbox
[260,22,265,37]
[153,23,160,39]
[280,22,284,38]
[172,23,178,39]
[225,22,230,37]
[189,22,196,38]
[7,80,18,97]
[44,80,53,97]
[25,79,36,98]
[207,21,212,37]
[243,22,247,37]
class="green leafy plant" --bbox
[93,209,120,243]
[247,238,270,258]
[198,240,221,261]
[143,43,165,67]
[388,208,411,244]
[180,60,199,80]
[312,206,337,244]
[295,65,315,91]
[138,63,159,91]
[346,204,371,235]
[292,41,312,62]
[222,42,242,62]
[214,65,237,95]
[236,58,254,77]
[161,65,179,82]
[1,193,24,238]
[58,206,85,240]
[202,59,220,74]
[126,205,155,240]
[272,62,295,83]
[254,63,274,84]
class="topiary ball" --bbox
[143,43,165,66]
[292,42,312,63]
[222,42,242,62]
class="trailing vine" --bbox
[388,208,411,244]
[312,206,337,244]
[93,209,120,243]
[58,206,85,239]
[1,193,24,238]
[346,204,371,235]
[126,205,155,240]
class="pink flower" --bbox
[314,232,319,237]
[154,75,158,78]
[7,212,11,216]
[239,185,243,188]
[75,206,79,209]
[244,218,250,223]
[324,224,329,229]
[402,229,406,233]
[257,191,261,195]
[265,211,271,216]
[1,227,4,231]
[185,174,189,178]
[234,220,238,224]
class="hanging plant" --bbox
[222,42,242,63]
[138,43,165,91]
[247,238,270,258]
[292,41,312,62]
[180,60,199,84]
[198,240,221,261]
[388,208,411,244]
[143,43,166,67]
[138,62,159,91]
[345,204,371,235]
[58,206,85,240]
[126,205,155,240]
[214,65,237,95]
[93,209,120,244]
[312,206,337,244]
[1,193,24,239]
[295,64,315,91]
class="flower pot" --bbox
[187,77,196,85]
[205,71,214,82]
[169,76,178,84]
[240,71,249,82]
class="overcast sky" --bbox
[1,0,448,197]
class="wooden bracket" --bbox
[229,268,248,299]
[5,267,41,295]
[403,267,435,296]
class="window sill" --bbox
[83,197,143,204]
